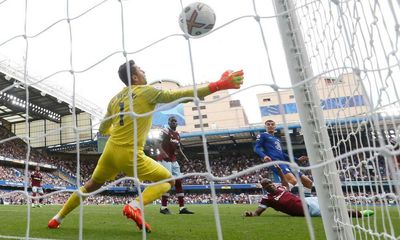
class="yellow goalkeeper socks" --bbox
[58,186,88,218]
[136,182,171,206]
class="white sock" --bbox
[180,207,186,210]
[128,200,140,209]
[161,206,168,210]
[54,214,63,223]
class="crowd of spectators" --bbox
[0,165,71,187]
[0,189,256,205]
[1,124,397,208]
[178,153,271,185]
[338,154,388,182]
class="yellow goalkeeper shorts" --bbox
[91,141,171,184]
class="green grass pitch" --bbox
[0,204,399,239]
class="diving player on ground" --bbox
[244,164,374,218]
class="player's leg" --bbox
[31,187,37,208]
[300,174,313,189]
[124,152,173,207]
[38,187,44,207]
[304,197,321,216]
[122,151,173,232]
[172,162,193,214]
[276,164,313,196]
[48,179,105,228]
[270,164,299,187]
[159,160,172,214]
[48,142,118,229]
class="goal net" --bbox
[248,195,263,205]
[273,0,400,239]
[0,0,399,240]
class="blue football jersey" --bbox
[254,132,296,162]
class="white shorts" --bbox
[160,160,182,178]
[32,186,44,194]
[305,197,321,217]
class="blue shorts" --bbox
[305,197,321,216]
[270,163,303,177]
[160,160,182,178]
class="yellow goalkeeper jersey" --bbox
[99,84,210,149]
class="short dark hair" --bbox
[265,119,275,125]
[260,178,272,187]
[168,116,177,122]
[118,60,136,86]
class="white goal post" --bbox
[273,0,400,240]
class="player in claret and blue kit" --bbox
[157,116,194,215]
[244,164,374,218]
[31,166,44,208]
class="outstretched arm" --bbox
[275,163,289,189]
[254,134,271,162]
[150,70,244,104]
[244,207,266,217]
[178,147,190,164]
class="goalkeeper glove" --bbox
[208,70,244,93]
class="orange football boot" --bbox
[47,218,61,229]
[123,204,152,233]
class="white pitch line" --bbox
[0,235,59,240]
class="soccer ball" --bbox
[179,2,216,36]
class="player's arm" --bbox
[275,163,289,189]
[297,155,309,163]
[244,207,266,217]
[156,130,170,160]
[178,146,191,163]
[99,104,113,135]
[283,152,308,164]
[148,70,244,104]
[254,134,272,162]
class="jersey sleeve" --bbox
[254,134,267,158]
[99,101,113,135]
[259,196,269,209]
[158,129,170,159]
[145,85,211,104]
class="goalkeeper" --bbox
[48,60,244,233]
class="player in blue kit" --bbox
[254,119,313,195]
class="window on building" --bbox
[324,77,343,85]
[263,98,271,102]
[213,95,220,99]
[289,95,295,99]
[321,95,364,110]
[229,100,241,108]
[194,123,209,128]
[192,106,206,111]
[193,114,207,120]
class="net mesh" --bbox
[0,0,399,239]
